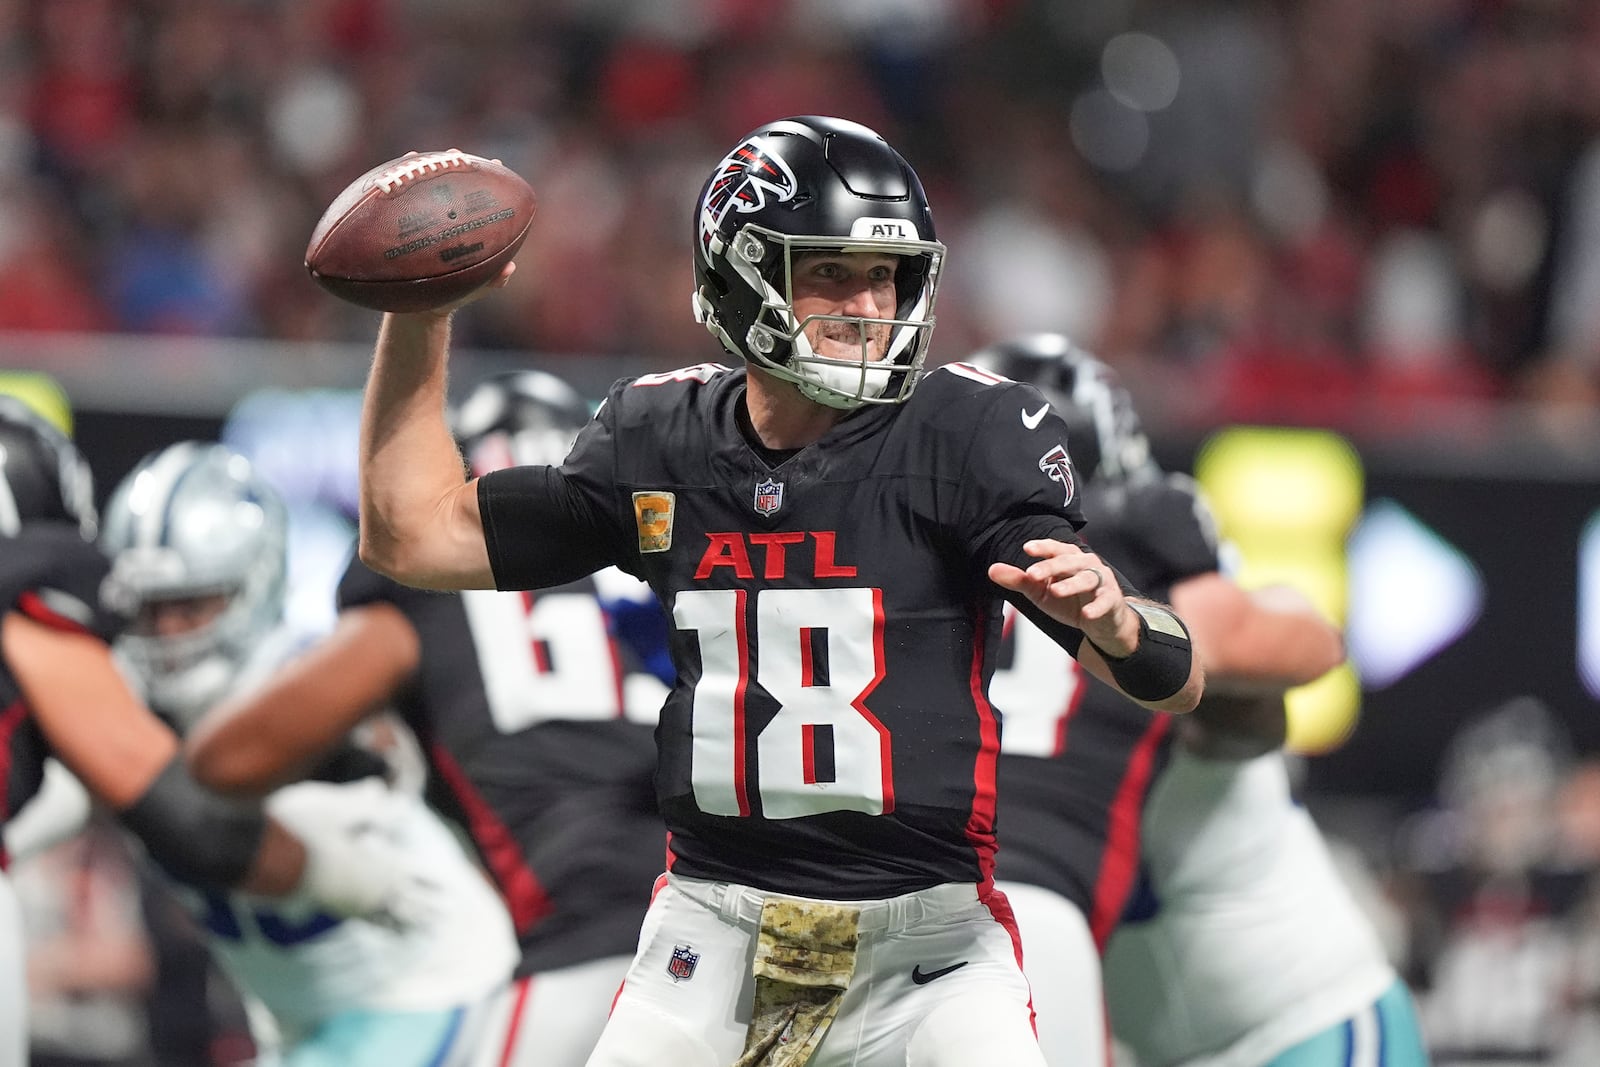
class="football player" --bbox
[100,441,519,1066]
[186,370,671,1067]
[352,116,1202,1067]
[971,334,1425,1067]
[0,398,434,1067]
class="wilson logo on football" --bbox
[698,139,798,255]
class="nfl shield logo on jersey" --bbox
[753,477,785,516]
[667,943,699,982]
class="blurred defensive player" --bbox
[187,370,669,1066]
[972,334,1424,1067]
[101,440,518,1066]
[0,398,433,1067]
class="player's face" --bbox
[133,593,230,638]
[790,251,900,362]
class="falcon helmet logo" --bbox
[699,138,798,255]
[1037,444,1076,506]
[667,943,700,982]
[754,477,785,516]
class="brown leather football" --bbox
[305,149,536,313]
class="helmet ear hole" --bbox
[700,267,730,298]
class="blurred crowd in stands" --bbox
[6,0,1600,438]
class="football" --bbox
[305,149,536,313]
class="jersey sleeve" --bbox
[954,381,1089,572]
[478,384,633,591]
[936,378,1108,657]
[0,525,120,643]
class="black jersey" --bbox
[993,473,1220,946]
[338,557,665,973]
[478,362,1096,899]
[0,524,120,869]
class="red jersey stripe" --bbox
[1087,715,1171,949]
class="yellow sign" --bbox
[633,491,676,553]
[1195,427,1364,755]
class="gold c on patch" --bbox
[633,491,676,553]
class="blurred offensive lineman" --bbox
[353,115,1202,1067]
[970,335,1426,1067]
[187,370,671,1066]
[0,397,431,1067]
[100,441,518,1066]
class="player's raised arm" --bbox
[359,297,503,590]
[306,150,533,590]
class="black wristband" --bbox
[119,755,268,888]
[1089,602,1193,702]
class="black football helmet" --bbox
[451,369,594,475]
[0,394,96,539]
[966,333,1156,486]
[690,115,945,409]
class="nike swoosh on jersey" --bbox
[1021,404,1049,430]
[910,961,969,985]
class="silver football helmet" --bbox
[100,442,288,726]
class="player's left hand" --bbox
[988,539,1139,656]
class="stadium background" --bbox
[4,0,1600,1062]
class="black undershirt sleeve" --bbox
[478,465,617,590]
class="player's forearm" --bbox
[358,311,473,582]
[1169,577,1344,692]
[185,716,319,796]
[1201,615,1344,691]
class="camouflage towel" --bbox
[733,897,862,1067]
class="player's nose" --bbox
[838,277,885,318]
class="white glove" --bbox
[268,779,441,930]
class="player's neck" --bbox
[742,365,845,450]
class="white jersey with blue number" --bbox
[1102,748,1396,1067]
[167,630,517,1041]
